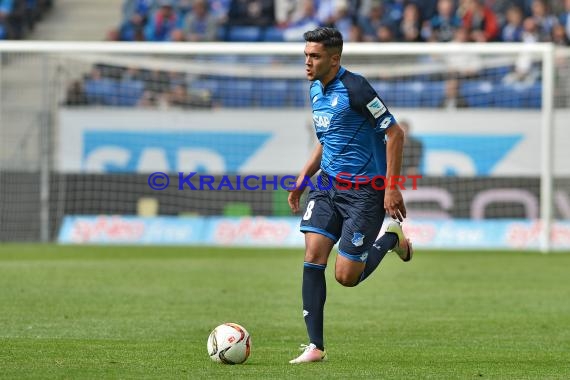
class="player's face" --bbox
[304,42,340,84]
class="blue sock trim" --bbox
[338,248,368,263]
[300,226,339,242]
[304,262,327,270]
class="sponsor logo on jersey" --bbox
[366,97,387,119]
[312,111,332,131]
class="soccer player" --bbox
[287,27,413,364]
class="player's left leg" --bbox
[334,254,366,287]
[334,185,386,287]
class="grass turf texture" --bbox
[0,245,569,379]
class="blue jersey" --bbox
[310,66,396,182]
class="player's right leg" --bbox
[291,184,340,364]
[289,232,333,364]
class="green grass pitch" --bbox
[1,244,569,379]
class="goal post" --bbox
[0,41,567,251]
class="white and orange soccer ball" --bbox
[207,323,251,364]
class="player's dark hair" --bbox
[303,27,343,55]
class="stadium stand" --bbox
[64,0,570,109]
[0,0,53,39]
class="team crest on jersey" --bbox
[331,95,338,107]
[352,232,365,247]
[312,111,332,131]
[366,97,387,119]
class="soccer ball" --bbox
[207,323,251,364]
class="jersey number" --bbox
[303,200,315,220]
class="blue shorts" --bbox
[300,173,386,262]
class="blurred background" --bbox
[0,0,569,251]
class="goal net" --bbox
[0,42,568,250]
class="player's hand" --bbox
[287,176,308,213]
[385,188,406,222]
[288,189,303,213]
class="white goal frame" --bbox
[0,41,558,251]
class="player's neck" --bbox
[320,66,340,88]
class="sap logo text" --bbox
[312,112,332,131]
[82,131,271,174]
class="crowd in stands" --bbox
[107,0,570,44]
[65,0,570,109]
[65,64,215,109]
[0,0,53,39]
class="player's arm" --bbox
[384,123,407,221]
[288,143,322,213]
[349,75,407,221]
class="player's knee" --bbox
[335,272,358,287]
[303,243,329,264]
[304,250,327,264]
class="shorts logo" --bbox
[360,251,368,262]
[366,97,387,119]
[352,232,365,247]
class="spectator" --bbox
[209,0,231,24]
[144,0,180,41]
[0,0,16,39]
[529,0,557,42]
[384,0,406,26]
[560,0,570,42]
[521,16,539,42]
[84,67,116,106]
[440,77,469,109]
[177,0,193,19]
[114,0,151,41]
[552,23,569,46]
[283,0,320,42]
[399,2,423,42]
[400,120,424,176]
[501,5,524,42]
[121,66,142,82]
[180,0,218,41]
[416,0,439,21]
[331,0,354,41]
[423,0,462,42]
[487,0,517,24]
[358,0,392,42]
[227,0,275,26]
[167,83,213,109]
[143,69,171,96]
[445,27,483,77]
[377,23,396,42]
[138,90,169,108]
[462,0,500,42]
[502,53,539,89]
[275,0,306,27]
[315,0,336,27]
[64,80,89,106]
